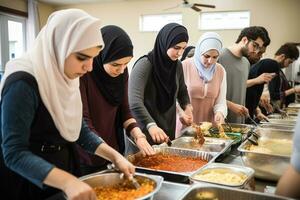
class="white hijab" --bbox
[0,9,104,141]
[194,32,222,82]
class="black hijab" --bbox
[181,45,195,61]
[148,23,189,112]
[246,59,280,117]
[91,25,133,106]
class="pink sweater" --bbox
[176,58,227,136]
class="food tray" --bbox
[189,163,254,188]
[258,123,294,131]
[127,147,216,183]
[159,136,233,154]
[237,129,293,181]
[79,172,163,200]
[180,184,292,200]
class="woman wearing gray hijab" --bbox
[177,32,227,132]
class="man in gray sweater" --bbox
[218,26,267,123]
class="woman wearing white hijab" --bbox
[178,32,227,130]
[0,9,134,200]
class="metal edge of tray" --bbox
[237,138,291,158]
[179,184,293,200]
[159,136,234,155]
[189,163,255,188]
[127,147,217,183]
[79,171,164,200]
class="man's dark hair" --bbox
[258,26,270,47]
[235,26,267,44]
[275,43,299,60]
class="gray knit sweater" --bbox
[128,57,190,142]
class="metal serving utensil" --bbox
[107,163,141,189]
[247,115,259,127]
[224,118,233,132]
[248,137,258,146]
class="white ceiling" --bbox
[38,0,139,6]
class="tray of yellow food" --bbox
[190,163,254,188]
[238,129,293,181]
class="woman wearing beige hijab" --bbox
[0,9,134,200]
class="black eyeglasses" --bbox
[249,39,264,52]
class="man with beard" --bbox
[246,27,270,65]
[218,26,267,123]
[268,43,299,108]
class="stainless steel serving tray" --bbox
[261,118,296,126]
[258,123,294,131]
[237,130,293,181]
[254,128,294,139]
[79,172,163,200]
[181,123,252,143]
[180,184,292,200]
[267,114,298,120]
[127,147,216,183]
[189,163,254,188]
[159,136,233,154]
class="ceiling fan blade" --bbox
[191,5,201,12]
[194,3,216,8]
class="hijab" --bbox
[147,23,189,113]
[91,25,133,106]
[0,9,104,142]
[194,32,222,82]
[181,46,195,61]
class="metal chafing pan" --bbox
[267,113,298,120]
[180,184,292,200]
[158,136,233,154]
[127,147,215,183]
[238,129,293,181]
[261,118,296,126]
[79,172,164,200]
[189,163,254,189]
[181,123,252,143]
[257,123,294,131]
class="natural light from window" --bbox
[140,13,182,32]
[199,11,250,30]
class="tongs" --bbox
[224,118,233,132]
[246,115,259,127]
[107,163,141,189]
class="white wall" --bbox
[51,0,300,69]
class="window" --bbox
[0,13,26,72]
[139,13,182,32]
[199,11,250,30]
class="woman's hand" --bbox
[135,135,155,156]
[148,125,169,144]
[113,156,135,179]
[44,168,97,200]
[179,104,193,126]
[214,112,225,125]
[230,103,249,117]
[63,178,97,200]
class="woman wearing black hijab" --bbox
[79,25,154,175]
[128,23,193,144]
[246,58,279,121]
[180,45,195,61]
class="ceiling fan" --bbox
[164,0,216,12]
